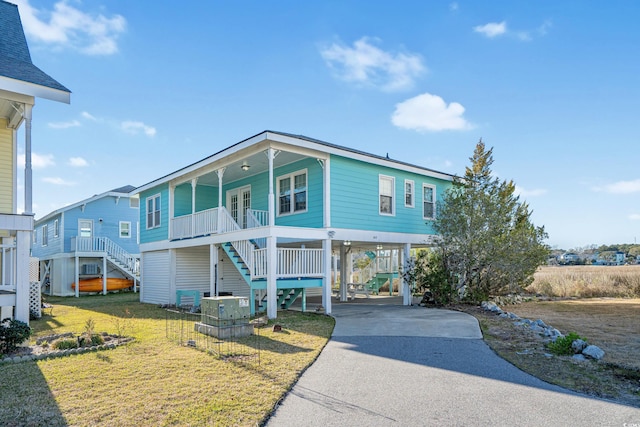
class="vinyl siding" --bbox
[0,120,14,214]
[141,250,170,304]
[273,157,323,228]
[175,246,211,296]
[218,248,250,298]
[140,184,169,243]
[31,213,64,258]
[174,183,218,217]
[330,154,451,234]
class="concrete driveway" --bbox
[266,301,640,426]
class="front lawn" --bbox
[0,292,334,426]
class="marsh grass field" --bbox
[528,265,640,298]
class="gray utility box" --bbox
[200,296,250,327]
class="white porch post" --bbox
[216,168,225,231]
[210,244,217,297]
[322,238,332,314]
[398,248,404,297]
[23,104,33,215]
[14,230,30,324]
[339,244,348,301]
[267,148,275,227]
[403,243,412,306]
[102,255,107,295]
[191,178,198,235]
[266,236,277,319]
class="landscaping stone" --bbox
[572,354,587,361]
[572,339,588,354]
[582,345,605,360]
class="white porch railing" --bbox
[1,243,16,289]
[72,236,139,276]
[170,207,219,240]
[251,248,324,279]
[246,209,268,228]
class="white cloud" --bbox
[391,92,473,132]
[473,21,507,38]
[68,157,89,167]
[592,179,640,194]
[515,186,547,197]
[629,214,640,221]
[121,121,157,137]
[48,119,80,129]
[42,177,75,186]
[13,0,126,55]
[81,111,97,121]
[537,20,552,36]
[320,37,426,92]
[18,152,55,169]
[450,2,459,12]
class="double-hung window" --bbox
[53,219,59,237]
[405,180,414,208]
[42,224,48,246]
[423,184,436,220]
[278,170,307,216]
[146,194,161,229]
[379,175,395,215]
[120,221,131,238]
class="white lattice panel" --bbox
[29,257,39,282]
[29,281,41,318]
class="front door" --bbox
[226,186,251,228]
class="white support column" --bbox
[191,178,198,235]
[403,243,412,306]
[210,244,217,297]
[267,148,275,227]
[322,238,332,314]
[23,104,33,215]
[339,244,348,301]
[75,255,79,298]
[14,230,30,324]
[216,168,225,231]
[346,249,353,286]
[332,253,338,288]
[102,256,107,295]
[398,248,404,297]
[266,236,277,318]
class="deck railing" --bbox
[0,243,16,288]
[251,247,323,279]
[72,237,139,276]
[246,209,268,228]
[170,207,269,240]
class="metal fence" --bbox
[165,309,261,364]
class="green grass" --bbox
[0,292,334,426]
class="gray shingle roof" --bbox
[0,1,70,93]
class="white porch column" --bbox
[339,244,348,301]
[210,244,217,297]
[14,230,30,324]
[322,238,332,314]
[267,148,275,227]
[216,168,225,231]
[74,255,79,298]
[403,243,412,306]
[332,253,338,287]
[191,178,198,235]
[398,248,404,297]
[266,236,277,318]
[23,104,33,215]
[102,255,107,295]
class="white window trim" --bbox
[423,183,436,220]
[130,197,140,208]
[405,179,414,208]
[146,193,161,229]
[119,221,132,238]
[276,168,308,217]
[42,224,48,247]
[53,219,59,237]
[379,174,395,216]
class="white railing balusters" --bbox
[73,236,139,277]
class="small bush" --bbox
[52,338,78,350]
[79,334,104,347]
[0,318,32,354]
[547,332,584,355]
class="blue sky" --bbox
[11,0,640,249]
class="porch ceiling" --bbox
[195,150,308,187]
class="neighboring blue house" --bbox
[32,186,140,296]
[0,0,70,323]
[132,131,455,318]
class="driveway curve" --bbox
[267,303,640,426]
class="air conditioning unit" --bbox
[81,264,100,275]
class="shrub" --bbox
[547,332,584,355]
[79,333,104,347]
[0,318,32,354]
[51,338,78,350]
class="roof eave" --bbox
[0,75,70,104]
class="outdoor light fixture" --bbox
[241,162,250,171]
[376,245,383,250]
[343,240,351,246]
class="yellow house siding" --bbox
[0,118,15,214]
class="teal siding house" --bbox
[133,131,454,318]
[32,186,140,297]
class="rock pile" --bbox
[480,301,605,361]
